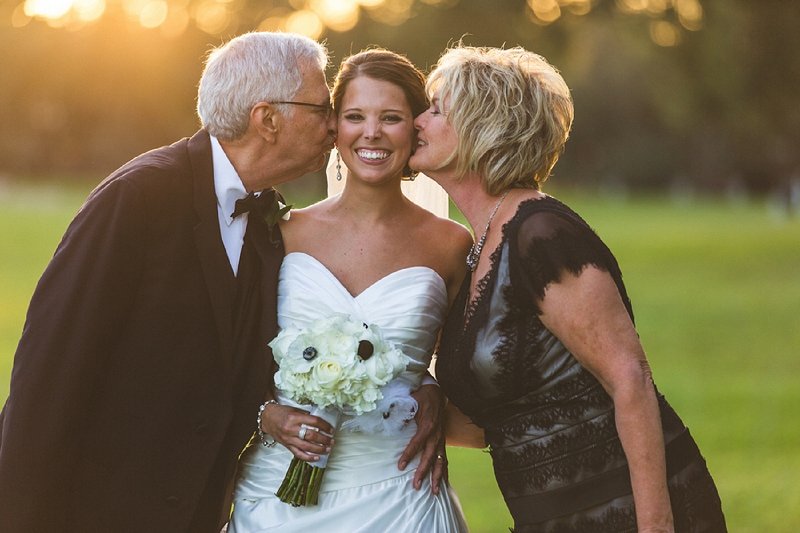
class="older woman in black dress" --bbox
[411,46,727,533]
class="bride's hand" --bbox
[259,403,335,461]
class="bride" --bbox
[227,49,473,532]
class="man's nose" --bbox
[326,113,337,136]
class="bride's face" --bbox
[409,90,458,177]
[336,76,416,185]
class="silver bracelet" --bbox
[257,400,278,447]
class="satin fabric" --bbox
[228,253,469,533]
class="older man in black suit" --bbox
[0,32,444,533]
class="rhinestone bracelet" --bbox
[256,400,278,447]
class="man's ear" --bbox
[252,102,279,143]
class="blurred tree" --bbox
[0,0,797,193]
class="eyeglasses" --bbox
[269,100,333,119]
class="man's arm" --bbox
[0,177,146,531]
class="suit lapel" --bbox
[246,193,284,373]
[188,130,235,380]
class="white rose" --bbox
[312,357,343,391]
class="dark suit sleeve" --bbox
[0,176,147,531]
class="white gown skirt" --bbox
[228,420,468,533]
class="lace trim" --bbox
[436,234,508,417]
[670,457,728,532]
[480,371,611,440]
[512,462,726,533]
[437,196,632,419]
[491,413,626,495]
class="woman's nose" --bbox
[363,119,381,139]
[413,112,425,130]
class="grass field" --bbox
[1,180,799,532]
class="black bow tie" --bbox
[231,190,275,219]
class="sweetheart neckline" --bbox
[283,252,446,300]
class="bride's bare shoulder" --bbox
[278,197,339,250]
[411,205,472,251]
[407,204,473,280]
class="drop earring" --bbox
[336,150,342,181]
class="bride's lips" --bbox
[355,148,392,163]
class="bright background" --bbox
[2,1,800,531]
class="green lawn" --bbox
[1,181,799,532]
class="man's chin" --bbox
[311,151,332,172]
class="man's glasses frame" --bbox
[269,101,333,119]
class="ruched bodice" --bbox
[277,252,448,385]
[229,253,468,533]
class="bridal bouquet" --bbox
[269,313,410,506]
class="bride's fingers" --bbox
[300,415,335,441]
[261,405,331,449]
[286,444,322,462]
[297,426,334,452]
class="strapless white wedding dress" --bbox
[228,253,469,533]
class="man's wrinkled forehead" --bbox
[297,62,331,104]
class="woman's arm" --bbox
[538,266,674,533]
[444,401,486,448]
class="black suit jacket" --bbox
[0,130,282,532]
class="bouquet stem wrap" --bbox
[276,406,340,506]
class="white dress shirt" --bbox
[211,135,249,276]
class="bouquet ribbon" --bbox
[272,395,340,506]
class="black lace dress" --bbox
[437,196,726,533]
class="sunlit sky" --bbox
[13,0,702,45]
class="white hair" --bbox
[197,32,329,141]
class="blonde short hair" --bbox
[427,46,573,194]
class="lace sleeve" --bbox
[507,201,634,320]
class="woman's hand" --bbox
[259,402,335,462]
[399,383,446,493]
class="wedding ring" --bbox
[436,455,445,461]
[298,426,308,440]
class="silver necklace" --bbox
[466,190,510,272]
